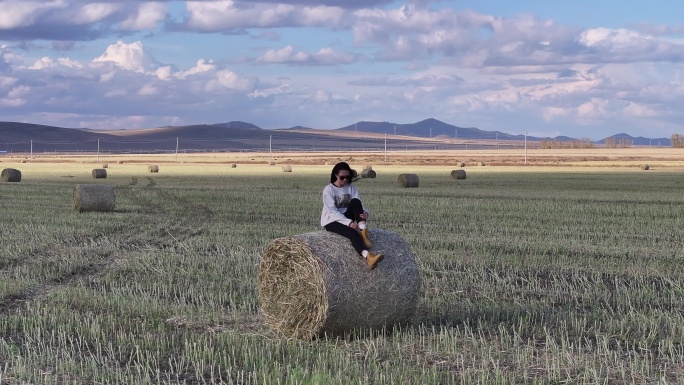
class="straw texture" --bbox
[259,229,421,339]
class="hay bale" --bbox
[73,184,115,212]
[478,162,485,166]
[259,229,420,339]
[363,164,373,170]
[1,168,21,182]
[398,173,419,188]
[117,160,124,164]
[457,162,465,167]
[351,169,358,179]
[361,168,376,178]
[282,165,292,172]
[101,163,108,169]
[20,159,27,163]
[450,169,466,180]
[148,165,159,173]
[91,169,107,179]
[231,163,237,168]
[641,164,650,170]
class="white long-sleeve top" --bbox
[320,183,368,227]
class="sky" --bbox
[1,1,684,139]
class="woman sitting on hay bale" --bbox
[321,162,383,269]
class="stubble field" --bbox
[1,149,684,384]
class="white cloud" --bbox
[29,56,84,70]
[182,1,346,30]
[257,46,358,65]
[176,59,216,79]
[120,2,167,30]
[70,3,119,24]
[0,0,64,29]
[93,40,160,73]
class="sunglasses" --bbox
[337,174,351,181]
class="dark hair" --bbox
[330,162,353,184]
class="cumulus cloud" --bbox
[93,40,161,73]
[256,45,358,65]
[0,1,166,40]
[176,1,347,31]
[120,2,168,30]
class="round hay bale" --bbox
[450,169,466,180]
[361,168,377,178]
[398,173,419,188]
[117,160,124,164]
[351,169,358,179]
[231,163,237,168]
[101,163,108,169]
[478,161,485,166]
[641,164,650,170]
[1,168,21,182]
[148,165,159,173]
[91,169,107,179]
[457,162,465,167]
[282,165,292,172]
[259,229,420,339]
[20,159,27,164]
[73,184,115,212]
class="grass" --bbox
[1,161,683,384]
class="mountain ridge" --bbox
[0,119,672,151]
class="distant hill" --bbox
[0,119,673,153]
[338,118,502,139]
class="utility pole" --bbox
[97,138,100,163]
[525,131,527,164]
[269,135,272,164]
[355,123,357,132]
[429,127,432,138]
[393,125,396,135]
[384,133,387,163]
[455,128,457,138]
[175,137,179,162]
[30,139,33,159]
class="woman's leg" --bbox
[324,221,366,255]
[344,198,365,223]
[344,198,371,248]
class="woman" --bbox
[320,162,383,269]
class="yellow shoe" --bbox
[360,228,372,249]
[366,252,383,269]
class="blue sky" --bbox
[1,0,683,139]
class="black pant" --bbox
[324,198,366,255]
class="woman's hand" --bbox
[348,221,358,229]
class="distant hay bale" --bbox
[101,163,108,169]
[73,184,115,212]
[457,162,465,167]
[117,160,124,164]
[398,173,419,188]
[478,162,486,166]
[450,169,466,180]
[282,165,292,172]
[91,169,107,179]
[231,163,237,168]
[361,168,377,178]
[641,164,650,170]
[259,229,420,339]
[20,159,27,164]
[148,165,159,173]
[1,168,21,182]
